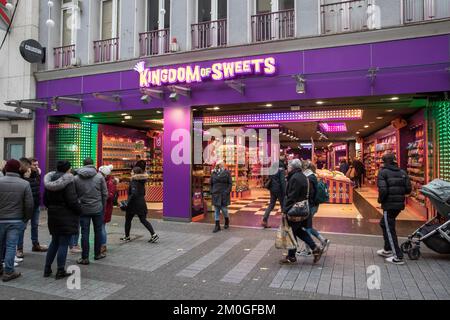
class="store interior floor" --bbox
[196,188,425,237]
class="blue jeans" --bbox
[101,223,107,246]
[70,233,79,248]
[263,192,284,222]
[17,207,41,248]
[44,234,71,271]
[214,206,229,221]
[80,214,103,260]
[305,206,323,243]
[0,222,24,273]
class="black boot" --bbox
[213,221,221,233]
[55,269,72,280]
[224,217,230,229]
[43,267,52,278]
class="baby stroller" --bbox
[401,179,450,260]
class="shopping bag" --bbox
[275,217,298,250]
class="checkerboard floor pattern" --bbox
[228,196,283,216]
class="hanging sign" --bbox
[134,56,277,88]
[19,39,45,63]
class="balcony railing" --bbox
[93,37,119,63]
[139,29,170,57]
[403,0,450,23]
[251,9,295,43]
[53,44,75,69]
[320,0,373,34]
[191,19,227,50]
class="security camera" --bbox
[169,92,179,102]
[141,95,150,104]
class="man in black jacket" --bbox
[377,153,412,265]
[17,158,48,259]
[262,162,286,228]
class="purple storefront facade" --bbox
[35,35,450,222]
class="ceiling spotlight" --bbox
[376,116,383,120]
[316,101,325,105]
[121,113,128,116]
[124,116,132,120]
[156,110,162,114]
[85,115,94,118]
[213,106,220,110]
[265,104,273,107]
[356,132,360,135]
[293,75,306,94]
[121,121,125,123]
[390,97,399,101]
[141,95,150,104]
[364,125,369,128]
[386,109,394,112]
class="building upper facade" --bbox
[37,0,450,79]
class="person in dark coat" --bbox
[17,158,48,258]
[297,161,330,257]
[376,153,411,265]
[120,167,159,243]
[98,165,116,254]
[339,159,349,175]
[280,159,324,265]
[351,157,365,188]
[134,155,147,172]
[43,161,82,280]
[211,161,232,233]
[262,161,286,228]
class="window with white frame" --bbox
[61,0,79,46]
[252,0,295,42]
[101,0,120,40]
[197,0,227,22]
[256,0,294,13]
[146,0,170,31]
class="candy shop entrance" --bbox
[47,109,165,219]
[192,96,431,236]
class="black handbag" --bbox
[287,179,310,221]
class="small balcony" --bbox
[403,0,450,24]
[320,0,374,35]
[139,29,170,57]
[191,19,227,50]
[53,44,76,69]
[251,9,295,43]
[93,37,119,63]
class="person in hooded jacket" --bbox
[120,167,159,243]
[74,158,108,265]
[376,153,412,265]
[98,165,117,254]
[210,161,232,233]
[43,161,82,279]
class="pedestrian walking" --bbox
[210,161,232,233]
[17,158,48,258]
[377,153,412,265]
[279,159,324,265]
[74,158,108,265]
[339,159,349,175]
[297,161,330,257]
[351,157,365,189]
[120,167,159,243]
[0,160,5,177]
[261,161,286,228]
[0,160,33,282]
[99,165,117,254]
[43,161,82,279]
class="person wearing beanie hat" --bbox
[0,159,34,282]
[43,161,82,279]
[98,165,116,254]
[376,152,412,265]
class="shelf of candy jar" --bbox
[363,142,376,185]
[406,125,426,206]
[375,134,397,167]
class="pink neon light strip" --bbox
[319,122,348,133]
[196,109,362,125]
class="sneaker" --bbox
[2,262,18,268]
[2,272,21,282]
[76,258,90,265]
[120,236,131,242]
[14,256,23,263]
[312,247,324,264]
[377,249,393,258]
[148,234,159,243]
[55,270,72,280]
[385,256,405,265]
[32,244,48,252]
[16,249,24,259]
[296,249,312,257]
[279,256,297,265]
[94,253,106,261]
[69,246,82,254]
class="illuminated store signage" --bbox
[134,57,277,88]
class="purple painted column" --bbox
[163,106,192,221]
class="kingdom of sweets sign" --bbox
[134,56,277,88]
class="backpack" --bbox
[315,180,330,204]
